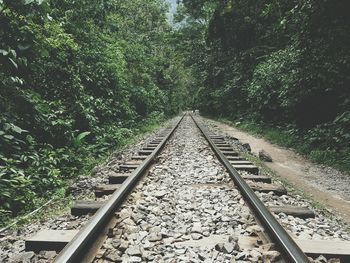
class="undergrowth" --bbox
[0,113,167,228]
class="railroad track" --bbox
[23,113,350,263]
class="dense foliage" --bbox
[178,0,350,171]
[0,0,190,225]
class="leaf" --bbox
[4,135,14,140]
[8,58,18,69]
[0,49,8,56]
[10,49,16,58]
[76,131,91,140]
[73,131,91,147]
[18,44,31,51]
[11,124,28,134]
[3,202,10,209]
[3,123,11,131]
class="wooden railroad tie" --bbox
[25,230,79,252]
[109,173,130,184]
[147,143,159,147]
[119,163,139,171]
[218,147,235,151]
[268,206,315,219]
[242,175,272,183]
[230,160,254,165]
[210,135,225,139]
[131,155,147,161]
[138,149,154,155]
[221,151,239,157]
[226,156,245,161]
[232,164,259,175]
[248,182,287,195]
[95,184,120,197]
[215,143,231,147]
[71,200,104,216]
[142,147,156,151]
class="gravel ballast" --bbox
[1,115,349,263]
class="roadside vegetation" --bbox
[177,0,350,173]
[221,118,349,173]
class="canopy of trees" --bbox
[178,0,350,171]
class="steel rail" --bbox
[191,114,309,263]
[54,114,185,263]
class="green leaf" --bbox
[8,58,18,69]
[3,123,11,131]
[73,131,91,147]
[0,49,8,56]
[11,124,28,134]
[3,202,10,209]
[4,135,14,140]
[10,49,16,58]
[18,44,31,51]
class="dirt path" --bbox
[205,118,350,225]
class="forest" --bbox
[0,0,349,225]
[178,0,349,171]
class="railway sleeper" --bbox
[95,184,120,197]
[217,147,235,151]
[109,173,130,184]
[25,230,79,253]
[119,164,138,171]
[215,143,230,147]
[248,182,287,195]
[211,137,226,140]
[142,147,156,151]
[119,160,142,165]
[147,143,159,147]
[232,164,259,174]
[25,230,350,260]
[221,151,239,156]
[226,156,245,161]
[242,175,272,183]
[211,136,225,140]
[212,140,225,144]
[71,200,104,216]
[131,155,147,161]
[150,140,162,144]
[230,160,254,165]
[268,205,315,219]
[139,150,154,155]
[237,236,350,261]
